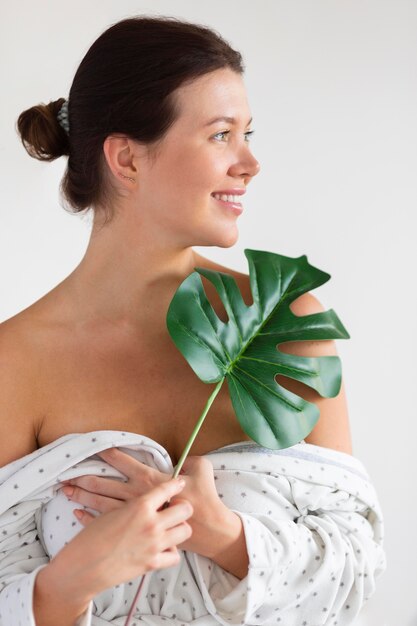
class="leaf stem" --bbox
[172,378,225,478]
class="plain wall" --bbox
[1,1,416,625]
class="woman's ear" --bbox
[102,135,139,186]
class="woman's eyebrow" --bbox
[204,116,253,127]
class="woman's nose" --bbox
[249,156,261,177]
[229,149,261,180]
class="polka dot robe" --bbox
[0,431,386,625]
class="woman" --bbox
[0,15,385,626]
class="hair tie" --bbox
[57,99,70,134]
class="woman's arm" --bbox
[35,480,191,625]
[33,564,92,626]
[204,507,249,580]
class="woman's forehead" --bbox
[173,70,251,128]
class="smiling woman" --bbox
[0,13,385,626]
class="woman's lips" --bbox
[211,194,243,215]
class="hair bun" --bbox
[16,97,70,161]
[57,100,70,134]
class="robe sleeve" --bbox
[0,499,93,626]
[191,447,386,626]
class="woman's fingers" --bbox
[61,452,169,504]
[158,498,193,530]
[63,474,131,500]
[65,478,189,524]
[160,521,193,552]
[96,448,161,484]
[62,484,125,513]
[72,509,96,526]
[148,547,181,571]
[74,483,192,549]
[142,477,187,511]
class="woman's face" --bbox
[133,68,261,248]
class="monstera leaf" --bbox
[166,249,349,460]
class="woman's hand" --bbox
[61,448,241,560]
[49,478,193,600]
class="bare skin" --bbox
[1,244,352,462]
[0,67,352,624]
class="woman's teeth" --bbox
[212,193,240,203]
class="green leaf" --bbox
[166,249,349,450]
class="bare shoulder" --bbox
[0,315,43,466]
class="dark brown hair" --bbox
[16,15,244,225]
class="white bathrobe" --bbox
[0,430,386,626]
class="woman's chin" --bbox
[190,220,239,248]
[214,228,239,248]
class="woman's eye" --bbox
[212,130,230,141]
[212,130,255,142]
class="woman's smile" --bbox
[211,192,244,215]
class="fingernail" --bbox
[73,509,83,520]
[177,478,186,488]
[62,486,74,497]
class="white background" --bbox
[1,2,416,625]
